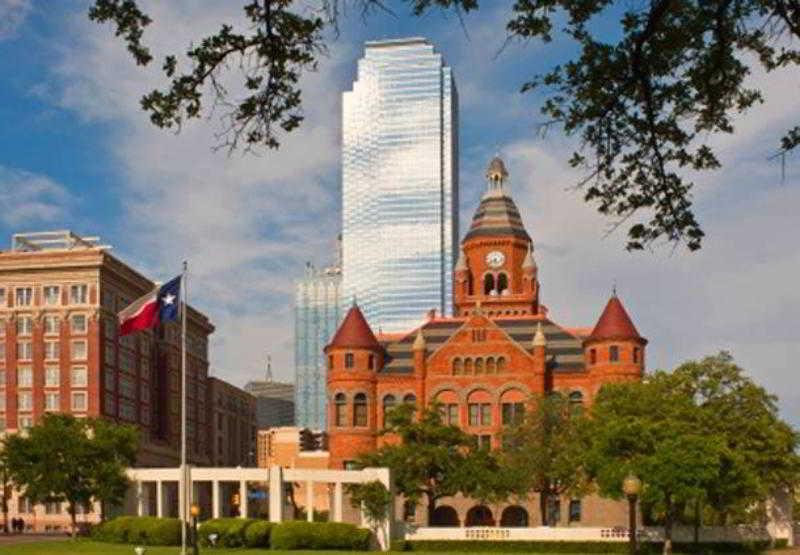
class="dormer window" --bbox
[345,353,355,369]
[609,345,619,363]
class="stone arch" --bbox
[500,505,529,527]
[497,382,532,400]
[465,505,495,527]
[427,383,465,404]
[465,385,497,403]
[431,505,459,527]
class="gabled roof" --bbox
[327,304,381,350]
[587,295,644,342]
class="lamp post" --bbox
[622,474,641,555]
[190,504,200,555]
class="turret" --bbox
[584,294,647,379]
[531,321,547,374]
[454,248,471,304]
[325,303,382,468]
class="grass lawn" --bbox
[0,540,363,555]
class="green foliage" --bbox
[91,516,181,546]
[243,519,273,547]
[4,414,139,535]
[346,480,392,529]
[197,517,260,547]
[499,393,590,525]
[391,539,780,553]
[270,520,370,550]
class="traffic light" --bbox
[299,428,316,451]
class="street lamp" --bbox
[190,504,200,555]
[622,474,642,555]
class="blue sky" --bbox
[1,1,798,424]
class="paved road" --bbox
[0,533,70,545]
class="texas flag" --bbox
[118,275,182,336]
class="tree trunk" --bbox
[68,502,77,539]
[1,486,8,535]
[539,491,548,526]
[663,496,673,555]
[426,494,437,526]
[693,499,701,546]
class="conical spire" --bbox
[464,157,530,243]
[412,328,426,351]
[587,294,643,342]
[532,321,547,348]
[327,304,381,350]
[522,242,537,271]
[455,248,468,272]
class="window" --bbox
[502,402,525,425]
[18,497,33,514]
[497,357,507,373]
[0,288,4,307]
[589,348,597,364]
[43,286,60,306]
[17,367,32,388]
[334,393,347,427]
[15,287,32,307]
[441,404,459,426]
[474,434,492,450]
[45,501,61,515]
[569,391,584,416]
[403,393,416,407]
[18,391,32,411]
[633,347,640,364]
[468,403,491,426]
[16,316,32,336]
[609,345,620,363]
[344,353,354,369]
[71,314,87,334]
[18,415,33,430]
[483,273,495,295]
[45,366,60,387]
[45,341,59,360]
[0,370,5,385]
[328,355,333,370]
[0,343,5,360]
[119,400,136,421]
[486,357,496,373]
[0,318,5,336]
[45,392,60,411]
[481,403,492,426]
[403,500,416,521]
[475,358,484,374]
[382,394,396,425]
[569,500,582,522]
[44,315,59,335]
[368,354,375,370]
[71,366,88,387]
[452,358,463,375]
[464,358,474,374]
[119,375,136,399]
[104,369,116,391]
[0,394,5,411]
[471,329,486,342]
[71,340,87,361]
[71,391,87,411]
[69,284,88,304]
[353,393,368,427]
[16,341,32,361]
[497,272,509,294]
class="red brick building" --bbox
[326,158,647,527]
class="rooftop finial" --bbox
[612,280,617,297]
[266,354,273,382]
[485,156,509,194]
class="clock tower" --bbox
[453,157,541,317]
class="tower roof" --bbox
[463,194,531,242]
[587,295,643,342]
[486,156,509,182]
[327,304,381,350]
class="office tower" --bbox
[244,358,296,429]
[342,37,458,332]
[294,261,342,430]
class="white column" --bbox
[136,481,144,517]
[268,466,283,523]
[212,481,220,519]
[306,481,314,522]
[156,481,163,518]
[240,480,248,519]
[333,482,343,522]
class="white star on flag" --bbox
[162,293,176,306]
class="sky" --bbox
[1,1,798,424]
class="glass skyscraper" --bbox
[294,262,342,430]
[342,37,458,332]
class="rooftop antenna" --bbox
[612,279,617,297]
[266,354,273,382]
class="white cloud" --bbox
[0,0,30,41]
[0,165,72,227]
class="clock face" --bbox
[485,250,506,268]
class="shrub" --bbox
[197,517,262,547]
[271,521,371,550]
[91,516,181,546]
[244,520,273,547]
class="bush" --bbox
[92,516,181,546]
[197,517,262,548]
[244,520,273,548]
[271,521,371,550]
[391,540,779,553]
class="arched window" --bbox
[500,506,529,527]
[483,274,495,295]
[497,273,509,294]
[334,393,347,427]
[497,357,506,373]
[328,355,334,370]
[465,505,494,527]
[569,391,584,416]
[353,393,368,427]
[431,505,459,527]
[368,354,375,370]
[453,358,463,375]
[345,352,355,368]
[382,394,396,425]
[474,358,484,374]
[403,393,416,407]
[464,358,474,374]
[633,347,640,363]
[589,348,597,364]
[609,345,620,362]
[486,357,496,374]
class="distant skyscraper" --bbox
[294,260,343,430]
[342,37,458,332]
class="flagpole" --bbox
[180,260,188,555]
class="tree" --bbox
[0,444,11,535]
[499,393,590,526]
[89,0,800,251]
[4,414,139,537]
[346,480,392,546]
[352,402,493,525]
[586,373,725,555]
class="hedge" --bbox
[391,539,783,553]
[270,521,371,550]
[197,517,269,548]
[244,520,274,548]
[92,516,181,546]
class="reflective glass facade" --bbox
[294,264,342,430]
[342,38,459,332]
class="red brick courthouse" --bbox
[326,158,647,527]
